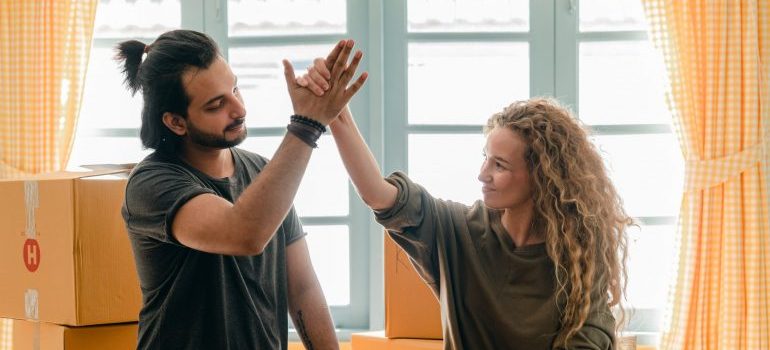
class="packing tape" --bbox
[24,182,40,350]
[24,289,38,320]
[24,289,39,350]
[24,181,38,239]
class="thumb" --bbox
[282,59,297,88]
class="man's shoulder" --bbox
[232,147,269,170]
[126,152,200,189]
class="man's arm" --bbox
[172,40,368,256]
[286,238,339,350]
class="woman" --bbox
[300,61,631,349]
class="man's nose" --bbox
[230,96,246,118]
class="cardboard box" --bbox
[0,170,141,326]
[384,234,442,339]
[0,318,137,350]
[352,331,442,350]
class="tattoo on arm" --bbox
[296,310,314,350]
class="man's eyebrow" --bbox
[203,95,224,107]
[202,75,238,107]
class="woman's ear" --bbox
[162,112,187,136]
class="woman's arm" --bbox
[328,106,397,210]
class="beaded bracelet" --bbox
[287,121,323,148]
[291,114,326,133]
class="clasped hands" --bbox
[283,39,367,126]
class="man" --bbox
[117,29,366,349]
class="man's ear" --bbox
[162,112,187,136]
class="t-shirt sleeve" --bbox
[122,163,216,245]
[282,205,307,246]
[560,307,616,350]
[375,171,451,285]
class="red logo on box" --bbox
[23,239,41,272]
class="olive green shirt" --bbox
[375,172,616,350]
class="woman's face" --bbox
[478,127,533,211]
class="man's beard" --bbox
[187,119,247,149]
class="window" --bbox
[71,0,682,343]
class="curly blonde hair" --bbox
[484,98,631,348]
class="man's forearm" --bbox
[230,134,313,252]
[290,285,339,350]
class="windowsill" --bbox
[288,328,369,342]
[290,329,661,346]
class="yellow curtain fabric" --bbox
[0,0,98,178]
[641,1,770,349]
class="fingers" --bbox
[297,74,326,96]
[282,59,297,88]
[331,40,354,81]
[344,71,368,101]
[339,50,363,85]
[313,58,331,80]
[296,75,309,87]
[325,40,345,71]
[305,70,326,96]
[308,64,329,91]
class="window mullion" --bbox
[553,0,579,112]
[202,0,229,60]
[180,0,204,33]
[530,0,556,97]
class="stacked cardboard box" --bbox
[0,169,141,349]
[352,235,442,350]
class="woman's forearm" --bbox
[329,107,397,210]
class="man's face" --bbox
[181,56,247,148]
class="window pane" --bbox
[239,136,349,217]
[592,134,684,218]
[408,43,528,125]
[408,134,485,204]
[79,48,143,129]
[408,0,528,32]
[304,225,350,306]
[94,0,180,38]
[67,136,150,168]
[626,225,677,310]
[229,45,337,128]
[579,41,670,125]
[579,0,647,32]
[228,0,346,37]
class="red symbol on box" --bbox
[23,239,41,272]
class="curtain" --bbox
[0,0,98,178]
[641,1,770,349]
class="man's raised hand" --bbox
[283,39,367,126]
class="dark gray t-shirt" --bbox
[121,148,306,350]
[376,172,615,350]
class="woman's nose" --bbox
[478,162,491,183]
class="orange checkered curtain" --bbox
[0,0,98,177]
[642,1,770,349]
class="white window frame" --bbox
[81,0,674,342]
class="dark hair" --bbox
[115,30,220,154]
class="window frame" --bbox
[80,0,676,343]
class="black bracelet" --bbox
[287,121,323,148]
[291,114,326,134]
